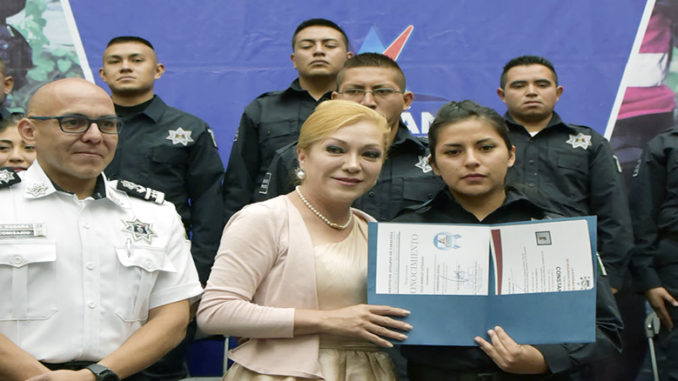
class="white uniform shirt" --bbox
[0,162,203,363]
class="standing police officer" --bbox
[629,127,678,380]
[0,78,202,381]
[222,18,352,222]
[99,36,224,285]
[496,55,632,291]
[497,56,637,379]
[98,35,223,380]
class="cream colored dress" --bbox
[223,217,396,380]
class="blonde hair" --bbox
[297,99,390,154]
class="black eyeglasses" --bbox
[337,88,404,99]
[28,115,123,135]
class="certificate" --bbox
[375,224,489,295]
[490,219,594,295]
[367,216,597,346]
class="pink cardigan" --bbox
[196,195,374,379]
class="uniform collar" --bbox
[283,78,333,100]
[286,78,305,93]
[114,95,166,123]
[103,180,132,208]
[22,161,60,199]
[390,120,427,152]
[504,111,577,133]
[427,186,542,218]
[22,161,125,206]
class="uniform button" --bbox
[368,192,375,198]
[144,260,153,270]
[527,183,535,187]
[86,263,95,270]
[82,223,90,229]
[528,160,535,164]
[87,302,96,309]
[11,255,24,266]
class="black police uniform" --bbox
[222,78,332,223]
[629,127,678,380]
[394,188,623,381]
[505,112,632,290]
[104,95,224,283]
[253,122,445,221]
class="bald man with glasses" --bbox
[0,78,202,381]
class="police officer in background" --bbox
[98,35,223,380]
[0,78,202,381]
[222,18,352,223]
[99,36,224,284]
[497,55,636,379]
[497,55,632,291]
[255,52,443,221]
[629,127,678,380]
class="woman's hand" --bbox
[295,304,411,347]
[475,326,548,374]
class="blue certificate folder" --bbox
[367,216,597,346]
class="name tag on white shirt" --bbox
[0,223,47,238]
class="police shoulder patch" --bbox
[116,179,165,205]
[0,167,20,188]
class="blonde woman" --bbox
[198,100,411,380]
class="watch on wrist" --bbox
[85,364,120,381]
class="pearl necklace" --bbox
[295,186,353,230]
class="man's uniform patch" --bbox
[166,127,194,146]
[122,218,157,244]
[116,180,165,204]
[415,155,433,173]
[566,133,592,150]
[0,168,20,187]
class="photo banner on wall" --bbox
[13,0,650,164]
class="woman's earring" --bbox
[295,168,306,182]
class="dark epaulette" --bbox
[395,197,435,218]
[565,122,594,132]
[116,179,165,205]
[256,89,284,99]
[0,167,21,188]
[415,135,430,146]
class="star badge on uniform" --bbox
[166,127,194,146]
[565,133,592,150]
[415,155,433,173]
[26,182,49,197]
[0,168,16,184]
[122,218,157,244]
